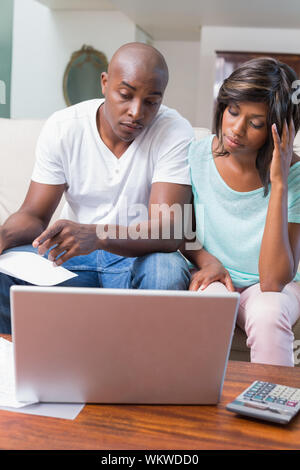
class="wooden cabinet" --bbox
[214,51,300,99]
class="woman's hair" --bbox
[213,57,300,195]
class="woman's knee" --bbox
[198,281,229,294]
[244,291,296,331]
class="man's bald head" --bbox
[107,42,169,91]
[99,43,169,146]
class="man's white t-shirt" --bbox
[31,99,193,226]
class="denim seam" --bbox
[100,268,132,274]
[65,265,100,271]
[68,265,132,274]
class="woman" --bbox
[184,57,300,367]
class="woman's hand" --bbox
[188,262,234,292]
[270,119,295,187]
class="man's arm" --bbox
[0,181,65,255]
[33,182,192,263]
[102,181,192,256]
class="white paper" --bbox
[0,251,77,286]
[0,338,85,420]
[0,338,37,408]
[0,402,85,420]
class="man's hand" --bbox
[188,262,234,292]
[32,219,99,265]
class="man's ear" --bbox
[101,72,108,96]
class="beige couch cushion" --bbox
[0,118,63,225]
[0,118,45,224]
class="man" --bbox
[0,42,196,333]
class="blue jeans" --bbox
[0,245,191,333]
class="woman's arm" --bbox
[179,201,234,291]
[180,244,234,291]
[259,120,300,291]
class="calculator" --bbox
[226,381,300,424]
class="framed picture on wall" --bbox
[214,51,300,100]
[63,45,108,107]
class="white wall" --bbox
[11,3,300,126]
[197,25,300,129]
[11,0,136,118]
[154,40,200,126]
[11,0,199,124]
[11,0,200,125]
[135,25,152,45]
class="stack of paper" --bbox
[0,338,84,420]
[0,337,37,408]
[0,252,85,419]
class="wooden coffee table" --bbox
[0,335,300,450]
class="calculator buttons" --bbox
[265,396,276,403]
[276,398,287,405]
[253,395,265,401]
[228,380,300,424]
[241,381,300,408]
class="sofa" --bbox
[1,117,300,365]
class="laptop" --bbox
[11,286,240,405]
